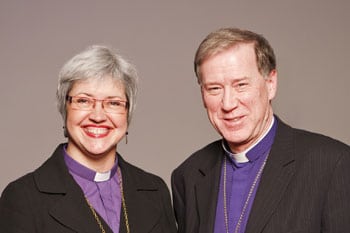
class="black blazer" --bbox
[0,144,177,233]
[171,117,350,233]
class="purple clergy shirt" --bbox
[214,117,277,233]
[64,148,121,233]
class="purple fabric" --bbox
[214,118,277,233]
[64,149,121,233]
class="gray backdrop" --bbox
[1,0,349,192]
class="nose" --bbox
[222,87,238,111]
[89,101,107,122]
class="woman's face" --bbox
[65,75,128,162]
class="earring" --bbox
[125,131,129,144]
[63,126,68,138]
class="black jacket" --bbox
[0,144,177,233]
[172,118,350,233]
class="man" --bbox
[171,28,350,233]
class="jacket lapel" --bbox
[48,182,109,233]
[245,119,296,233]
[194,142,224,232]
[34,144,113,233]
[118,157,161,233]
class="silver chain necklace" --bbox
[85,166,130,233]
[223,155,268,233]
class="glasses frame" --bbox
[66,95,129,114]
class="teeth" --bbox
[86,128,108,135]
[225,116,241,121]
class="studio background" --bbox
[1,0,349,192]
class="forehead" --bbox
[200,43,259,83]
[70,75,125,96]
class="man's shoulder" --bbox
[276,118,350,154]
[173,139,223,175]
[294,128,350,153]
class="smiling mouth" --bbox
[84,127,110,137]
[224,115,244,122]
[222,115,246,128]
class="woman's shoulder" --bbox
[119,157,167,188]
[0,171,36,205]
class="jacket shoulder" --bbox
[0,171,37,228]
[120,157,168,189]
[172,139,222,177]
[276,117,350,156]
[292,127,350,154]
[1,171,36,198]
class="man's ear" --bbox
[266,69,278,100]
[200,86,208,109]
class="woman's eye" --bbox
[76,98,90,104]
[109,100,122,106]
[107,100,127,109]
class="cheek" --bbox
[242,87,265,106]
[109,114,128,128]
[66,110,88,126]
[244,91,270,117]
[203,95,220,112]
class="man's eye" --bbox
[206,86,222,94]
[236,82,248,90]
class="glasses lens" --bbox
[69,96,128,114]
[73,97,93,109]
[104,100,128,114]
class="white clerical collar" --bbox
[64,146,119,183]
[231,152,250,163]
[94,170,112,182]
[222,117,275,163]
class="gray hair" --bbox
[57,45,138,126]
[194,28,276,83]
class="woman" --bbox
[0,45,177,233]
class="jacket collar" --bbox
[245,117,296,233]
[34,143,111,233]
[33,144,163,233]
[118,156,162,233]
[193,117,296,233]
[193,140,225,232]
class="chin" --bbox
[85,144,115,155]
[223,131,249,144]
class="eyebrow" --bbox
[202,76,250,86]
[72,93,126,100]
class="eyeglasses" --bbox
[66,95,128,114]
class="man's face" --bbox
[199,43,277,153]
